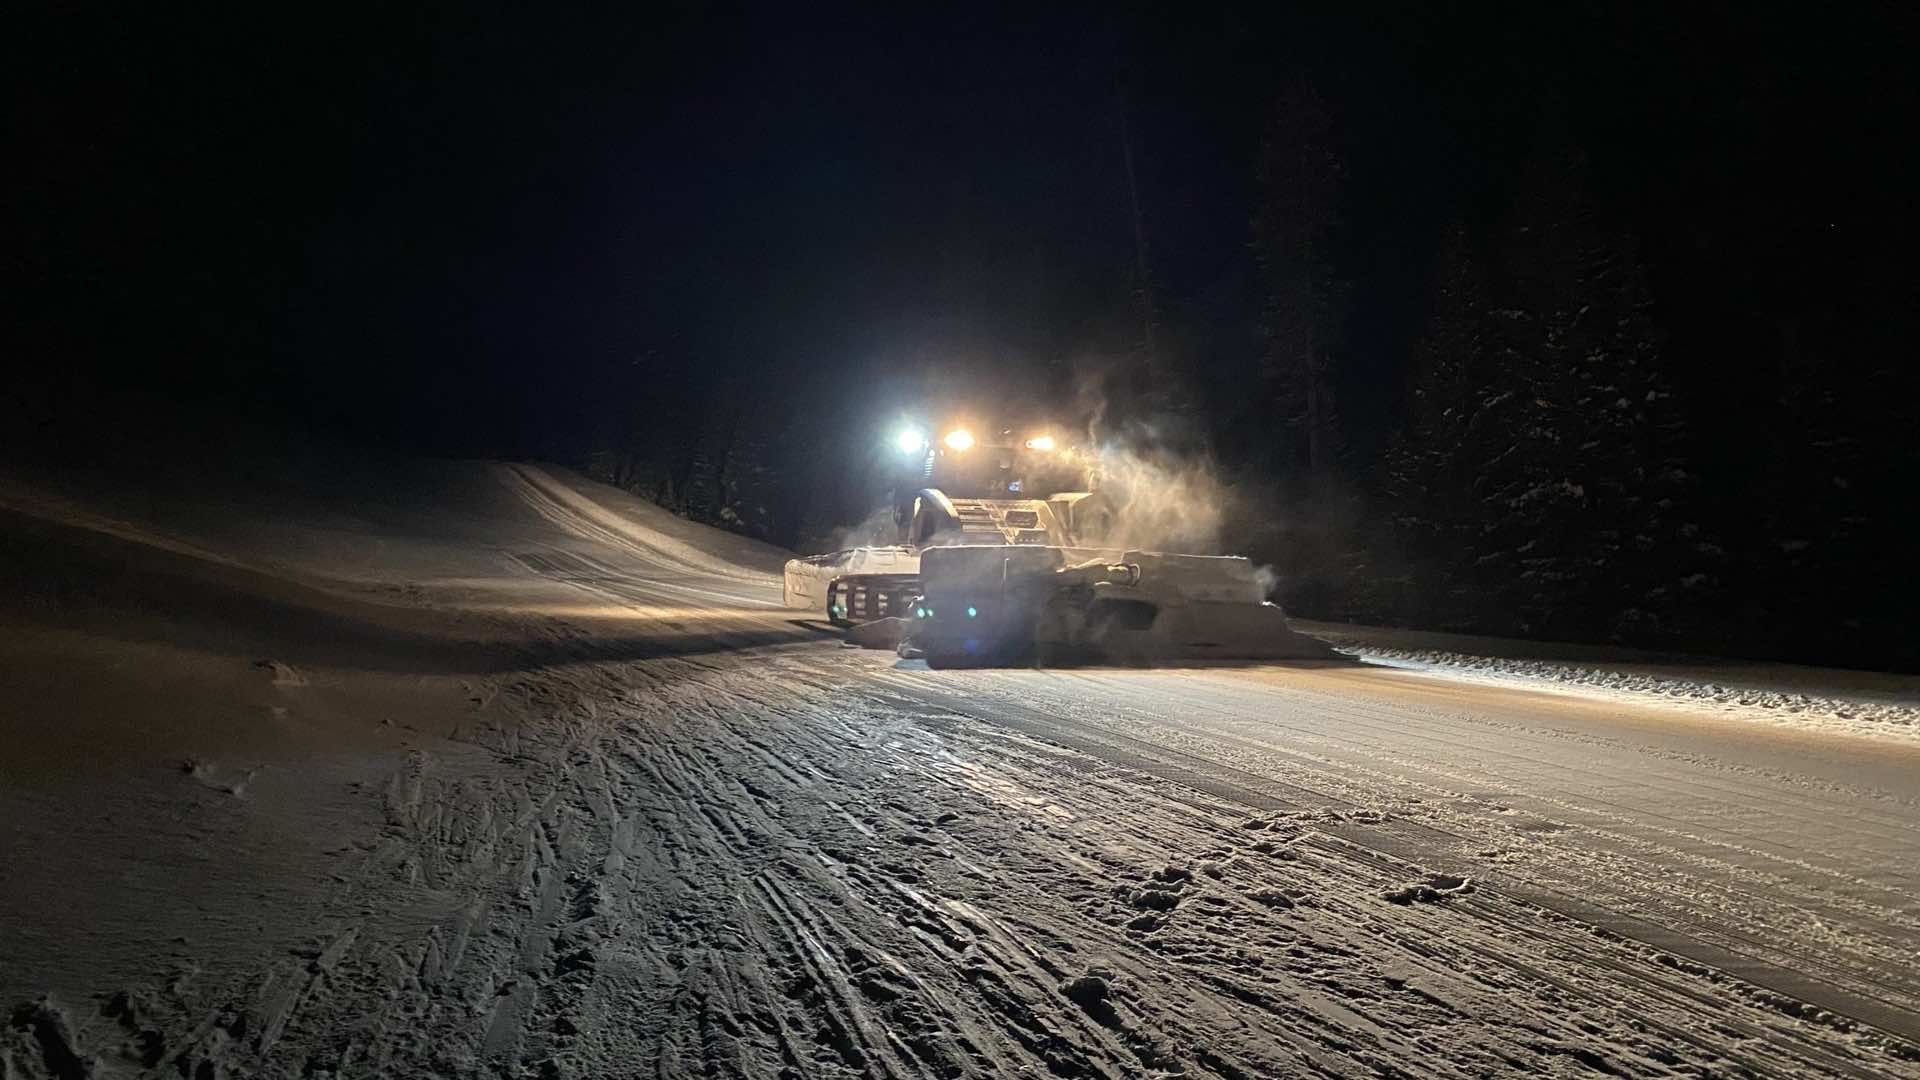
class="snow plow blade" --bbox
[898,545,1335,666]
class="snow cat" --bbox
[783,420,1332,666]
[784,421,1114,625]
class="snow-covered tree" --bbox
[1483,139,1709,640]
[1382,134,1713,644]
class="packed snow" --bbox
[2,457,1915,1077]
[1300,620,1920,740]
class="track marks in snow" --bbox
[873,664,1920,1067]
[920,665,1920,1027]
[11,648,1918,1077]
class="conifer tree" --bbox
[1384,134,1711,642]
[1252,80,1347,478]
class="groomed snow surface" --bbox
[1300,622,1920,741]
[2,459,1916,1078]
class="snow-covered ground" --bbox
[2,459,1916,1078]
[1301,620,1920,740]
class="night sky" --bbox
[15,4,1911,454]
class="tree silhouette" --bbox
[1252,80,1348,479]
[1380,133,1712,643]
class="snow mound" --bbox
[1302,621,1920,740]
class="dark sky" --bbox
[12,3,1914,466]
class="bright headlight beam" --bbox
[894,427,926,454]
[943,428,975,451]
[1024,435,1056,452]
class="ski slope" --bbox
[1,459,1915,1078]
